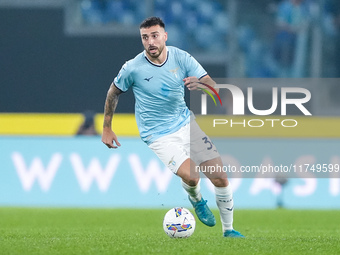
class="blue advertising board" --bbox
[0,137,339,209]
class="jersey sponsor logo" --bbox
[144,76,153,82]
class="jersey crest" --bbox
[169,67,180,78]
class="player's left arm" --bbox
[183,75,219,93]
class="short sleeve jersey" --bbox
[114,46,207,145]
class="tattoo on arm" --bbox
[103,83,122,128]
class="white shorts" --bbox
[148,119,220,174]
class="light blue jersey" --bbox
[114,46,207,145]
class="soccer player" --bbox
[102,17,244,238]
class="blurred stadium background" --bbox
[0,0,340,210]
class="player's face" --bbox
[140,25,167,61]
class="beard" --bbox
[146,44,165,59]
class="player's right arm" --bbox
[101,83,122,149]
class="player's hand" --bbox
[183,76,199,91]
[102,128,121,149]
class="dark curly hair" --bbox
[139,17,165,29]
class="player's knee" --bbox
[182,177,200,187]
[211,178,229,187]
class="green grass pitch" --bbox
[0,208,339,255]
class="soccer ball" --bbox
[163,207,196,238]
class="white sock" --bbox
[215,184,234,232]
[181,179,202,202]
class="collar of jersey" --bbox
[144,47,169,67]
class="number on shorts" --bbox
[202,136,213,150]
